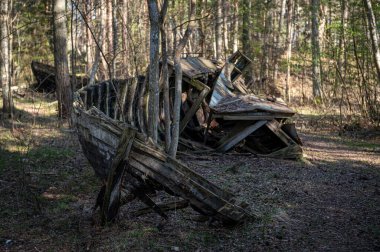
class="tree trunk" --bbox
[363,0,380,82]
[311,0,322,100]
[273,0,286,84]
[159,0,170,152]
[222,0,229,56]
[242,0,253,84]
[215,0,223,60]
[147,0,160,143]
[53,0,72,120]
[285,0,294,102]
[85,1,94,78]
[88,0,104,86]
[112,0,118,79]
[122,0,130,77]
[169,0,196,157]
[196,0,206,56]
[232,0,239,52]
[335,0,348,95]
[0,0,13,114]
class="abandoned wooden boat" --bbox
[73,79,250,225]
[31,61,88,92]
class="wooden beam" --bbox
[101,127,136,224]
[265,120,296,146]
[223,115,276,121]
[212,112,293,119]
[216,120,267,153]
[179,80,210,133]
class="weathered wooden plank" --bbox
[126,78,138,124]
[222,115,276,121]
[129,152,245,222]
[265,120,296,146]
[179,81,210,133]
[216,120,267,153]
[102,127,136,224]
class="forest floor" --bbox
[0,94,380,251]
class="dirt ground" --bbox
[0,97,380,251]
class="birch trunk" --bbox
[364,0,380,82]
[0,0,13,114]
[169,0,196,157]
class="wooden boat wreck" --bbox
[73,79,251,225]
[31,61,88,92]
[167,51,303,159]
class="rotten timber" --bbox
[203,52,302,159]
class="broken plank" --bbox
[212,111,292,119]
[102,127,136,224]
[265,120,296,146]
[216,120,267,153]
[222,115,276,121]
[180,82,210,133]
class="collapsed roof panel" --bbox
[211,95,295,115]
[168,57,219,79]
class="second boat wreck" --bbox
[167,51,303,159]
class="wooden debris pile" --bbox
[169,51,303,159]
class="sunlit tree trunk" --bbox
[147,0,160,143]
[242,0,254,83]
[53,0,72,120]
[215,0,223,60]
[222,0,229,56]
[169,0,196,157]
[159,0,170,152]
[89,0,104,86]
[85,1,94,77]
[285,0,293,102]
[112,0,118,79]
[232,0,239,52]
[364,0,380,82]
[311,0,322,100]
[335,0,348,94]
[273,0,286,84]
[0,0,13,114]
[122,0,130,77]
